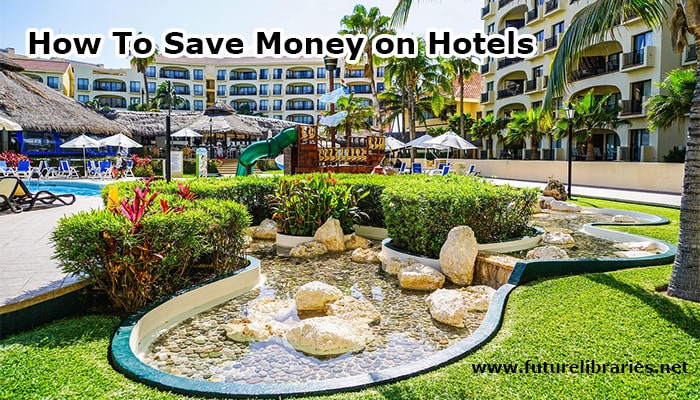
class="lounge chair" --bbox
[13,160,34,179]
[0,161,13,177]
[86,160,101,179]
[59,160,80,179]
[0,177,23,213]
[466,164,480,176]
[123,159,135,178]
[411,162,422,174]
[0,176,75,211]
[98,160,113,180]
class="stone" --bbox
[289,241,328,258]
[325,296,381,325]
[612,214,636,223]
[543,178,568,201]
[381,256,414,275]
[526,245,570,260]
[224,317,288,342]
[351,248,381,264]
[425,286,495,327]
[542,231,576,247]
[295,281,344,311]
[538,196,556,210]
[397,263,445,291]
[474,252,520,288]
[549,200,582,213]
[250,218,278,239]
[314,218,346,251]
[344,233,372,250]
[614,241,659,253]
[285,316,373,356]
[246,297,296,320]
[439,226,478,285]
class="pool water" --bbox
[23,180,103,197]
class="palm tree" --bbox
[153,81,185,111]
[646,68,695,131]
[339,5,395,132]
[544,0,700,302]
[445,56,478,138]
[130,39,159,106]
[471,114,501,159]
[322,93,374,139]
[505,108,550,160]
[552,89,628,161]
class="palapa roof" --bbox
[0,55,129,135]
[101,110,200,137]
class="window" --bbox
[260,100,269,111]
[130,97,141,105]
[217,85,226,96]
[377,82,385,92]
[273,115,283,120]
[129,81,140,93]
[333,68,340,78]
[630,129,650,161]
[535,30,544,42]
[317,68,327,79]
[273,84,282,95]
[146,66,156,77]
[487,23,495,33]
[260,68,268,79]
[333,82,341,90]
[552,21,565,36]
[317,100,327,110]
[78,95,89,103]
[193,69,203,80]
[376,66,385,77]
[317,83,326,94]
[486,81,494,92]
[260,84,268,95]
[147,82,156,93]
[273,68,283,79]
[217,69,226,80]
[532,65,543,78]
[47,76,59,89]
[273,99,282,111]
[77,78,89,91]
[531,100,543,109]
[193,84,204,96]
[194,100,204,111]
[633,31,653,50]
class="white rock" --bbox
[351,248,381,264]
[542,231,576,247]
[289,241,328,258]
[424,286,495,327]
[462,285,497,312]
[251,218,278,239]
[398,263,445,291]
[224,317,288,342]
[344,233,372,250]
[295,281,344,311]
[612,214,636,223]
[382,256,411,275]
[549,200,582,212]
[614,241,659,253]
[246,297,296,320]
[314,218,346,251]
[526,245,570,260]
[439,226,478,285]
[285,316,373,356]
[325,296,381,325]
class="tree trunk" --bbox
[668,54,700,302]
[586,137,595,161]
[142,71,150,107]
[531,136,539,160]
[408,87,416,165]
[459,70,465,138]
[366,56,382,133]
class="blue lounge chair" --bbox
[59,160,80,179]
[411,162,422,174]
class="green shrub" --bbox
[382,176,538,258]
[255,159,280,171]
[331,173,394,228]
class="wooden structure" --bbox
[284,125,385,174]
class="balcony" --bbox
[621,47,654,70]
[232,102,257,111]
[229,88,257,96]
[497,57,523,70]
[571,60,619,81]
[498,0,514,9]
[480,91,493,104]
[498,20,525,34]
[527,8,538,24]
[481,3,491,17]
[286,71,314,79]
[344,70,367,78]
[230,71,257,80]
[286,86,314,95]
[349,85,373,94]
[93,81,126,92]
[620,99,644,116]
[159,69,190,80]
[97,96,126,108]
[544,35,558,51]
[497,86,524,99]
[524,79,538,93]
[544,0,559,15]
[173,86,190,96]
[481,63,490,74]
[286,101,314,111]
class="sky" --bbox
[0,0,483,68]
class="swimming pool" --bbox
[23,180,104,197]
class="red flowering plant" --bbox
[269,172,367,236]
[0,152,30,168]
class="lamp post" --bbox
[565,103,575,200]
[323,56,338,158]
[165,82,172,183]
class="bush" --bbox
[663,147,686,163]
[382,175,538,258]
[255,159,280,171]
[54,180,250,313]
[0,152,29,168]
[330,173,394,228]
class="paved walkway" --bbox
[0,178,682,312]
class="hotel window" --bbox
[317,100,327,110]
[147,82,156,93]
[535,30,544,42]
[77,78,89,91]
[633,31,653,51]
[273,68,283,79]
[317,68,327,79]
[552,21,565,36]
[78,95,89,103]
[377,82,385,92]
[630,129,650,162]
[194,100,204,111]
[273,115,283,120]
[333,67,340,78]
[273,84,282,95]
[273,99,282,111]
[317,83,326,94]
[130,98,140,105]
[217,85,226,96]
[130,81,140,93]
[260,84,269,95]
[376,66,385,77]
[217,69,226,80]
[260,68,269,79]
[193,84,203,95]
[487,23,495,34]
[193,69,203,80]
[531,100,542,109]
[260,100,269,111]
[47,76,59,89]
[486,81,494,92]
[146,66,156,77]
[334,82,341,90]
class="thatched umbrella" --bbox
[0,55,129,136]
[100,110,199,137]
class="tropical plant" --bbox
[543,0,700,302]
[445,56,478,138]
[339,4,395,131]
[0,151,29,168]
[505,108,551,160]
[646,67,695,131]
[447,113,475,137]
[379,84,440,139]
[152,81,185,111]
[130,37,159,106]
[552,89,628,161]
[325,93,375,139]
[471,114,500,159]
[236,103,263,116]
[84,99,102,109]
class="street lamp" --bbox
[165,82,172,183]
[323,56,338,157]
[565,103,575,200]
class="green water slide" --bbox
[235,126,298,176]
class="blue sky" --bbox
[0,0,482,68]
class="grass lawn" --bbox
[1,198,698,399]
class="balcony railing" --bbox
[544,0,559,14]
[233,103,257,111]
[481,4,491,17]
[173,86,190,95]
[527,8,538,23]
[620,100,643,115]
[159,69,190,80]
[230,72,257,80]
[286,71,314,79]
[525,79,537,93]
[286,103,314,111]
[98,97,126,108]
[93,81,126,92]
[481,63,490,74]
[497,57,523,70]
[350,86,373,94]
[344,70,366,78]
[497,86,524,99]
[571,60,619,81]
[686,44,697,62]
[480,92,490,103]
[230,88,257,96]
[622,49,644,68]
[544,35,558,51]
[286,86,314,95]
[498,0,514,9]
[498,20,525,34]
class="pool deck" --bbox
[0,178,682,337]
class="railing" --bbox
[571,60,619,81]
[159,69,190,80]
[286,103,314,111]
[350,86,373,94]
[481,63,490,74]
[498,20,525,34]
[622,49,644,68]
[230,72,257,80]
[230,88,257,96]
[497,86,524,99]
[98,98,126,108]
[544,35,558,51]
[686,44,697,62]
[344,70,366,78]
[233,103,257,111]
[173,86,190,95]
[527,8,538,23]
[620,100,643,115]
[480,92,490,103]
[93,81,126,92]
[525,79,537,92]
[318,147,368,166]
[286,71,314,79]
[545,0,559,14]
[286,86,314,95]
[481,4,491,17]
[498,0,513,9]
[497,57,523,70]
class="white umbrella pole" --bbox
[83,147,87,177]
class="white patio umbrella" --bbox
[0,116,22,131]
[60,134,101,176]
[318,110,348,127]
[318,85,348,104]
[424,131,478,161]
[98,133,142,155]
[385,136,407,151]
[171,127,203,138]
